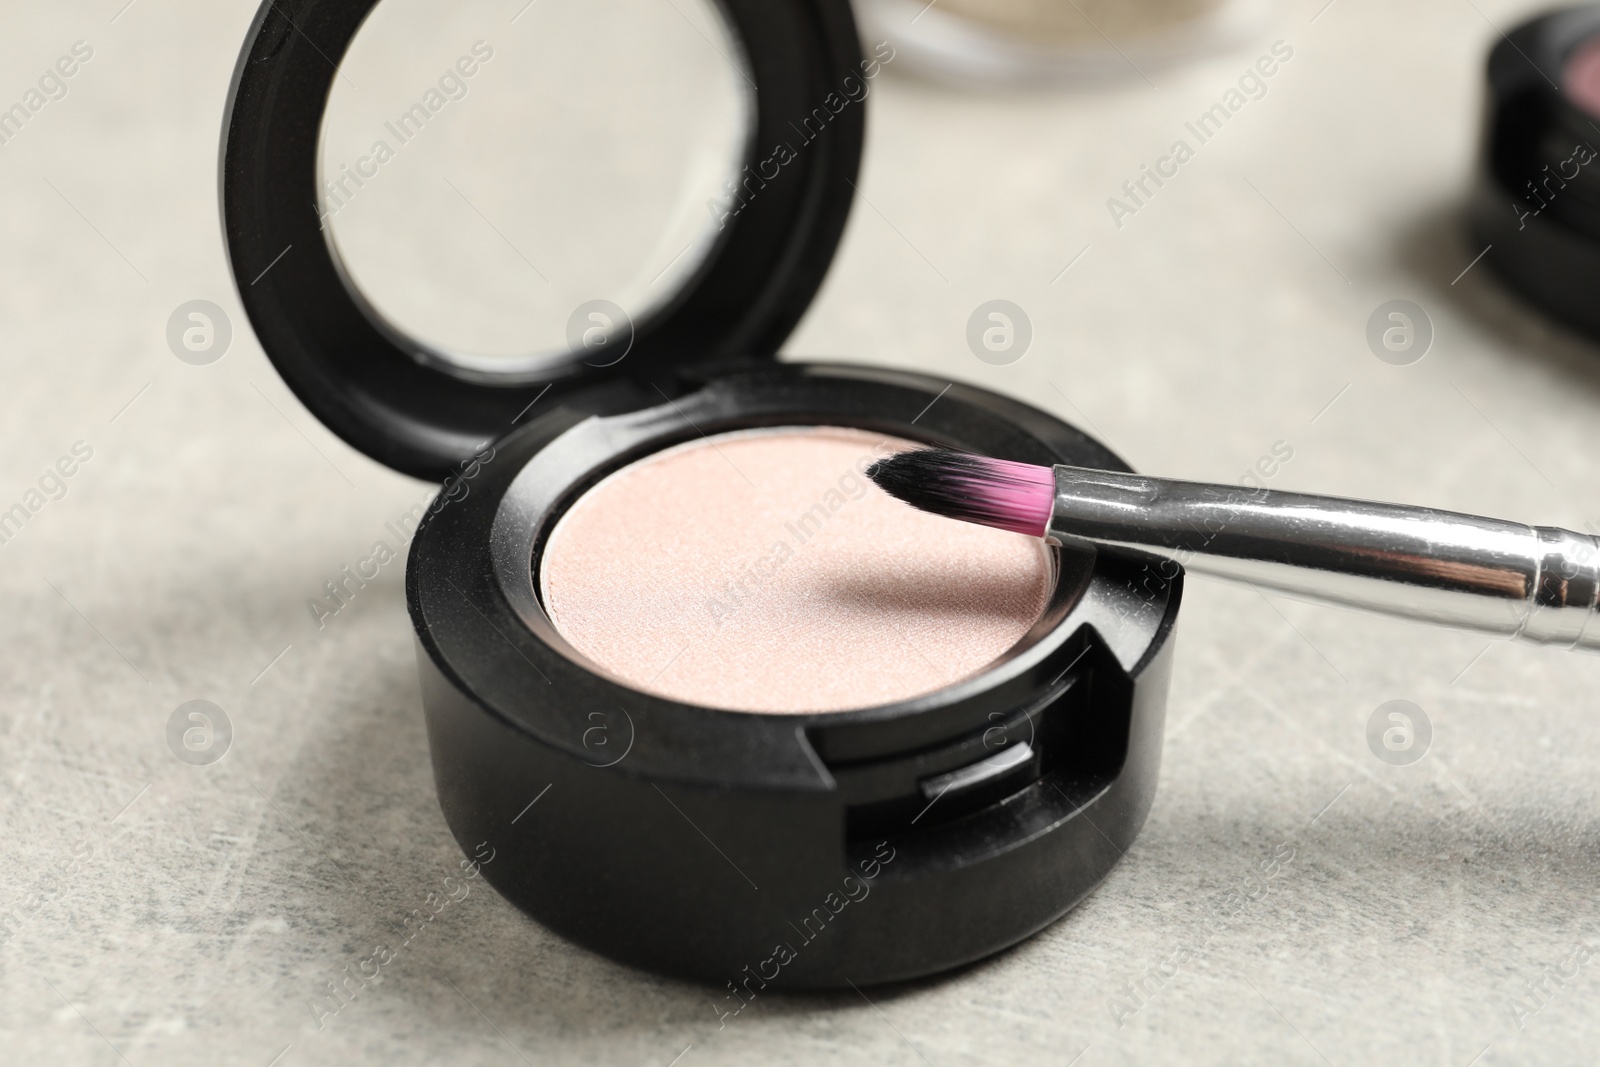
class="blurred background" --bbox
[2,0,1600,1064]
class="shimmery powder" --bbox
[1566,35,1600,120]
[938,0,1225,45]
[538,427,1055,713]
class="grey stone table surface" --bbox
[3,0,1599,1064]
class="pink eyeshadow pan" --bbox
[1568,35,1600,119]
[538,426,1056,713]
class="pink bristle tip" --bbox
[864,449,1054,538]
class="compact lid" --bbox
[220,0,866,481]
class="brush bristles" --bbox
[865,448,1054,538]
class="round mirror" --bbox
[319,0,753,381]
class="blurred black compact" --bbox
[220,0,1179,987]
[1473,4,1600,339]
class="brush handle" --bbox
[1049,465,1600,651]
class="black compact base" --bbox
[1472,5,1600,343]
[1471,171,1600,341]
[407,365,1180,988]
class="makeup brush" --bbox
[866,448,1600,651]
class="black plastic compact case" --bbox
[1472,4,1600,340]
[221,0,1180,987]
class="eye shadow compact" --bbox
[1473,4,1600,340]
[221,0,1179,987]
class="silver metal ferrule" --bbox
[1046,465,1600,652]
